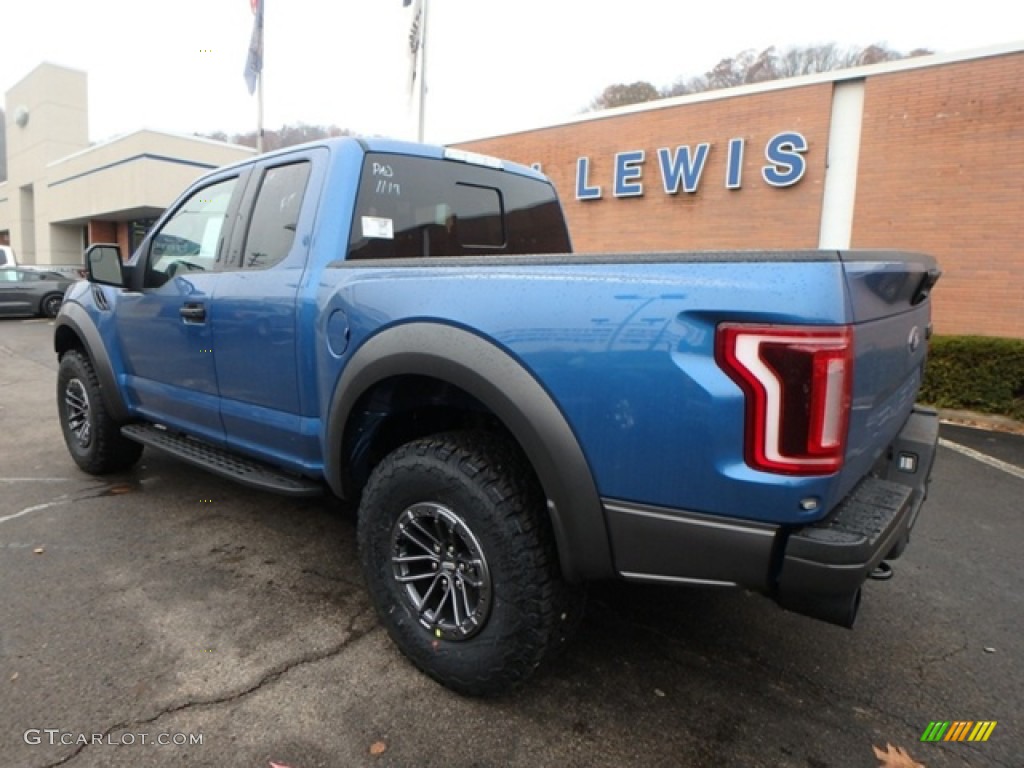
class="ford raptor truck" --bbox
[54,137,941,695]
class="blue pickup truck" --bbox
[55,137,940,695]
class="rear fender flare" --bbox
[325,322,613,581]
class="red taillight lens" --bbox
[716,324,853,475]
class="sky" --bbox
[1,1,1019,147]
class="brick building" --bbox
[458,43,1023,339]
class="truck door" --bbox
[209,152,321,471]
[113,172,245,445]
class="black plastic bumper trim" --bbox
[604,500,778,591]
[777,407,938,600]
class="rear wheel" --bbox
[358,431,581,696]
[57,350,143,474]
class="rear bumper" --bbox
[775,406,939,626]
[602,406,939,628]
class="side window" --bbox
[0,269,16,282]
[19,271,43,282]
[241,162,312,270]
[147,177,238,286]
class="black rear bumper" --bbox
[775,406,939,626]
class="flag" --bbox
[244,0,264,95]
[406,0,423,97]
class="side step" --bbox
[121,423,323,497]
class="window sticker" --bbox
[361,216,395,240]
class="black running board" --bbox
[121,423,323,497]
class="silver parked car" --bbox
[0,267,75,319]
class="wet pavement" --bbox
[2,317,1021,768]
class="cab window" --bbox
[147,177,238,286]
[240,162,312,270]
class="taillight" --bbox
[716,324,853,475]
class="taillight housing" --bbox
[715,323,853,475]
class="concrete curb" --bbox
[937,408,1024,435]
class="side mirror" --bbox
[86,244,124,287]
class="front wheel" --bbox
[57,350,143,474]
[358,431,581,696]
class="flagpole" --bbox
[245,0,265,152]
[257,69,264,153]
[416,0,428,142]
[257,0,264,153]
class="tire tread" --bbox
[358,430,583,696]
[58,350,142,474]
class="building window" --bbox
[131,219,157,254]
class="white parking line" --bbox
[0,497,71,525]
[0,478,72,484]
[939,438,1024,481]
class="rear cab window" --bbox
[347,153,570,260]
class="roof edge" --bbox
[450,40,1024,145]
[46,128,257,169]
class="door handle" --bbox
[180,303,207,323]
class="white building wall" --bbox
[45,131,253,226]
[818,80,866,249]
[3,64,89,264]
[0,182,9,238]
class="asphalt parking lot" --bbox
[2,317,1021,768]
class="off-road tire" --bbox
[57,350,143,474]
[358,430,582,696]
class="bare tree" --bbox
[589,81,661,111]
[662,75,709,98]
[198,122,351,152]
[774,44,849,77]
[592,43,933,111]
[856,44,899,66]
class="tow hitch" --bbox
[869,561,894,581]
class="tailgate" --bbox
[835,250,940,503]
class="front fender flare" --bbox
[325,322,613,582]
[53,300,131,423]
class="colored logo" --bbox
[920,721,997,742]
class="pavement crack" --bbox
[913,636,969,681]
[39,608,379,767]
